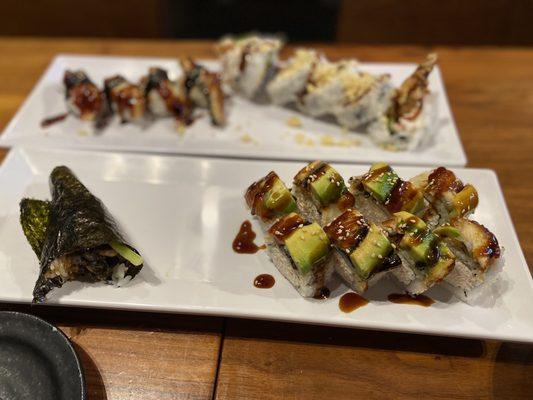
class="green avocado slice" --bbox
[285,223,330,274]
[264,177,297,216]
[350,223,392,279]
[309,166,345,206]
[362,163,399,203]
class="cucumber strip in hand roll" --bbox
[266,212,335,298]
[20,166,143,303]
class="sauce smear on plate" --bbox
[41,113,68,128]
[339,292,369,312]
[388,293,435,307]
[233,220,265,254]
[254,274,275,288]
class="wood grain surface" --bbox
[0,38,531,399]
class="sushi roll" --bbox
[296,59,359,117]
[104,75,145,123]
[63,70,104,120]
[265,212,335,297]
[245,171,297,231]
[349,163,426,225]
[141,67,192,122]
[292,160,355,226]
[323,209,401,293]
[266,49,322,105]
[20,166,144,303]
[216,35,282,99]
[333,71,394,129]
[179,58,226,126]
[436,219,502,303]
[410,166,479,229]
[382,211,456,295]
[369,54,438,150]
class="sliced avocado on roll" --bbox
[393,211,427,233]
[309,166,345,206]
[362,162,400,203]
[433,225,461,238]
[264,177,297,215]
[400,231,438,265]
[350,223,394,279]
[426,243,455,283]
[284,222,330,274]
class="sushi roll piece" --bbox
[369,54,438,150]
[179,58,226,126]
[141,67,192,123]
[410,166,479,228]
[296,59,359,117]
[349,162,426,225]
[292,160,355,226]
[266,49,322,105]
[216,35,282,99]
[435,219,502,303]
[382,211,456,295]
[20,166,144,303]
[323,209,401,293]
[333,71,394,129]
[104,75,145,123]
[63,70,104,120]
[266,212,335,297]
[245,171,297,231]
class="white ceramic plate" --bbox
[0,147,531,342]
[0,54,467,166]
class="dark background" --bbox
[2,0,533,45]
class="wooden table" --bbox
[0,38,532,399]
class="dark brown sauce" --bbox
[268,213,305,243]
[427,167,463,195]
[323,209,368,251]
[313,287,331,300]
[337,191,355,211]
[339,292,369,313]
[388,293,435,307]
[233,220,265,254]
[386,180,418,213]
[244,171,278,220]
[41,113,68,128]
[254,274,275,289]
[70,83,103,118]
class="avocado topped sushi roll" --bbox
[266,212,334,297]
[292,160,355,226]
[179,58,226,126]
[369,54,438,150]
[266,49,323,105]
[216,35,282,99]
[410,166,479,228]
[383,211,456,294]
[63,70,104,121]
[104,75,145,123]
[20,166,143,303]
[245,171,297,230]
[323,209,400,293]
[349,162,427,225]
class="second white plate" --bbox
[0,148,530,342]
[0,54,466,166]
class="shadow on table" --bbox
[223,317,486,358]
[492,342,533,399]
[0,303,223,334]
[72,343,107,400]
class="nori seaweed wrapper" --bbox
[21,166,143,303]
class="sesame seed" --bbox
[377,254,383,259]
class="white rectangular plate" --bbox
[0,54,467,166]
[0,148,531,342]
